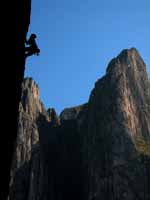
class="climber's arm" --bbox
[36,48,40,56]
[25,38,29,44]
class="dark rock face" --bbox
[3,0,31,198]
[9,48,150,200]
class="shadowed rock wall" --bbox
[9,48,150,200]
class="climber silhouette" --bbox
[25,33,40,58]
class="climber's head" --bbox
[30,33,37,39]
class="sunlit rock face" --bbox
[84,48,150,200]
[9,78,59,200]
[106,48,150,139]
[9,48,150,200]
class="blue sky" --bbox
[25,0,150,114]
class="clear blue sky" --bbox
[25,0,150,114]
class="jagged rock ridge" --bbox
[9,48,150,200]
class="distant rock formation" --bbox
[9,78,59,200]
[84,48,150,200]
[9,48,150,200]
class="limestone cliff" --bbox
[9,48,150,200]
[9,78,59,200]
[84,48,150,200]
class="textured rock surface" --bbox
[9,78,59,200]
[9,48,150,200]
[84,48,150,200]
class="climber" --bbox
[25,33,40,58]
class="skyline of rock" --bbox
[9,48,150,200]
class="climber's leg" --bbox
[25,51,34,58]
[25,46,31,52]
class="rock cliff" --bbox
[9,48,150,200]
[3,0,32,198]
[84,48,150,200]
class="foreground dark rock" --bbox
[2,0,31,198]
[9,48,150,200]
